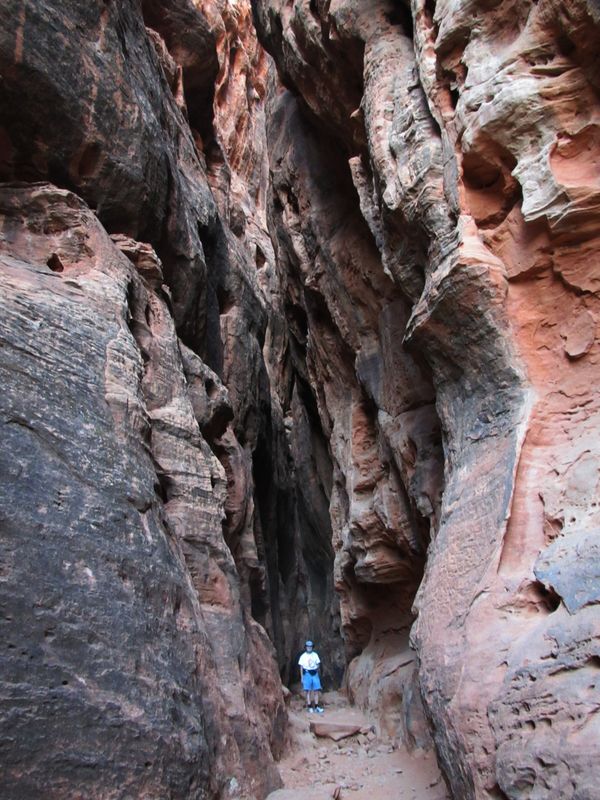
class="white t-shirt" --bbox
[299,651,321,671]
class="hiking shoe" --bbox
[315,706,324,713]
[307,707,314,713]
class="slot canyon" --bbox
[0,0,599,798]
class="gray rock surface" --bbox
[0,2,344,796]
[0,184,285,799]
[1,0,600,798]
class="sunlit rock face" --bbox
[254,0,600,797]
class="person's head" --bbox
[305,640,313,652]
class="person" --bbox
[298,640,324,713]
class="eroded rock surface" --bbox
[1,0,599,798]
[0,183,284,798]
[254,0,600,797]
[0,1,341,797]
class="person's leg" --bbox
[305,689,312,710]
[314,677,324,712]
[310,675,319,711]
[303,670,311,710]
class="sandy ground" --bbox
[267,692,449,800]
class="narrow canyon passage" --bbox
[1,1,599,800]
[270,691,448,800]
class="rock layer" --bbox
[0,183,287,799]
[0,1,342,797]
[1,0,599,798]
[254,0,600,796]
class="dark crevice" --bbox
[424,0,436,25]
[141,0,219,149]
[75,142,102,179]
[284,300,309,348]
[429,113,442,138]
[199,218,229,375]
[255,246,266,269]
[386,1,414,39]
[556,33,576,58]
[530,581,562,613]
[185,86,216,152]
[251,426,284,648]
[46,253,64,273]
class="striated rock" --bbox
[2,0,599,797]
[0,2,345,796]
[255,0,600,796]
[138,0,347,686]
[0,183,284,799]
[110,234,166,290]
[263,81,442,737]
[199,0,346,684]
[0,0,217,353]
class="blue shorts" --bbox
[302,671,322,691]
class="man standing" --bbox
[298,640,324,713]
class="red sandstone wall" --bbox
[0,0,599,798]
[254,0,600,796]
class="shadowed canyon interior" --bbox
[0,0,598,798]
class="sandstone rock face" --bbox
[0,183,285,799]
[263,88,442,748]
[0,1,343,797]
[2,0,599,798]
[254,0,600,796]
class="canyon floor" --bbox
[268,692,449,800]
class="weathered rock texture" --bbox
[253,0,600,797]
[0,183,287,799]
[1,0,600,798]
[0,1,343,798]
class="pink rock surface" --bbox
[309,720,370,741]
[1,0,599,798]
[254,0,600,796]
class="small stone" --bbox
[561,309,596,359]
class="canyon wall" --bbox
[1,0,599,799]
[254,0,600,797]
[0,1,342,797]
